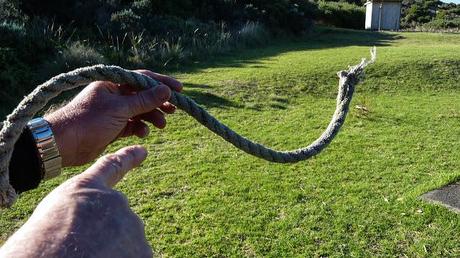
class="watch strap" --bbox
[27,117,62,180]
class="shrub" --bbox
[400,0,460,30]
[18,0,121,27]
[0,0,26,22]
[402,0,439,25]
[15,0,316,35]
[110,9,142,34]
[130,0,315,34]
[425,17,460,29]
[0,21,27,47]
[235,1,316,35]
[187,21,231,55]
[236,22,269,47]
[38,42,107,82]
[158,40,186,67]
[0,46,36,117]
[0,19,69,115]
[409,17,460,32]
[0,19,64,64]
[60,42,106,68]
[316,1,366,30]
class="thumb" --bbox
[82,145,148,188]
[126,84,171,117]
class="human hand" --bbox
[45,70,182,167]
[0,145,152,258]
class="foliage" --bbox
[423,17,460,30]
[13,0,315,35]
[39,42,108,82]
[18,0,121,27]
[236,21,270,47]
[0,0,26,22]
[316,1,365,29]
[0,20,68,107]
[0,21,27,47]
[401,0,460,29]
[402,0,440,25]
[0,0,289,115]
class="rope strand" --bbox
[0,48,376,208]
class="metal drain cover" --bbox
[421,182,460,214]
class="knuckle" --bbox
[111,190,129,205]
[101,153,121,164]
[62,177,89,191]
[87,81,107,93]
[123,148,137,161]
[136,91,152,112]
[100,154,124,173]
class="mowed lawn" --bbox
[1,28,460,256]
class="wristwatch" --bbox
[27,117,62,180]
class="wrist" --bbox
[44,112,76,167]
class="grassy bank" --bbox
[1,28,460,256]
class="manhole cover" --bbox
[421,182,460,214]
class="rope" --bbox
[0,48,376,208]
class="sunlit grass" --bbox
[1,28,459,256]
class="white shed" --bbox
[365,0,402,31]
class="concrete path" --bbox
[421,182,460,214]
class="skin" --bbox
[46,70,183,167]
[0,70,183,258]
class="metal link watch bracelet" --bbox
[27,117,62,180]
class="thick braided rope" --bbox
[0,48,375,208]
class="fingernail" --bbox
[132,145,148,160]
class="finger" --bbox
[82,146,148,188]
[133,121,150,138]
[159,102,176,114]
[125,84,171,117]
[135,70,183,92]
[139,110,166,129]
[120,120,150,138]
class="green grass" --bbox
[1,27,460,256]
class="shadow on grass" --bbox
[175,27,403,74]
[183,83,241,109]
[183,83,296,111]
[169,28,402,111]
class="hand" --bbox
[0,145,152,258]
[45,70,183,167]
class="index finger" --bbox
[82,146,148,188]
[135,70,183,92]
